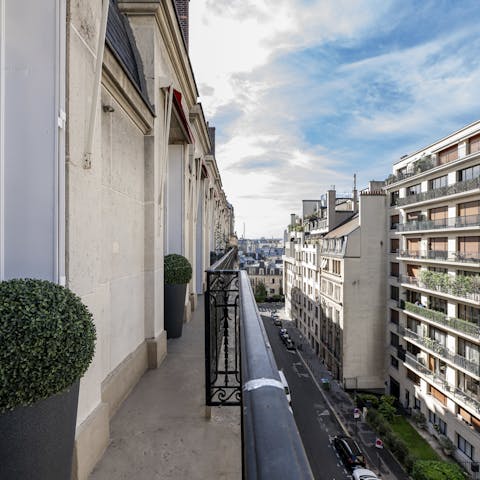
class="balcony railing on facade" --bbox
[395,176,480,207]
[404,301,480,338]
[397,214,480,232]
[205,249,313,479]
[404,353,480,414]
[399,325,479,377]
[400,274,480,303]
[398,250,480,264]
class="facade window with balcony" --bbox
[457,236,480,260]
[407,184,421,196]
[407,238,421,256]
[407,368,420,385]
[391,190,399,206]
[458,164,480,182]
[428,206,448,227]
[457,371,479,398]
[429,326,447,347]
[391,286,399,301]
[457,303,480,324]
[429,175,448,190]
[469,133,480,155]
[407,316,421,333]
[438,144,458,165]
[428,237,448,258]
[457,434,475,459]
[406,289,421,304]
[458,338,480,365]
[428,295,447,314]
[407,210,422,221]
[407,342,421,356]
[457,200,480,220]
[406,264,420,278]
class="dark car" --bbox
[333,435,366,471]
[279,328,288,338]
[284,338,295,350]
[273,318,282,326]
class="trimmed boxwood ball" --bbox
[0,278,96,413]
[164,254,192,285]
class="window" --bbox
[390,286,399,301]
[428,409,447,433]
[428,296,447,314]
[390,190,399,206]
[407,238,421,255]
[457,236,480,259]
[269,288,275,294]
[390,262,399,277]
[429,175,448,190]
[469,133,480,155]
[390,214,399,229]
[406,369,420,385]
[407,210,422,221]
[458,164,480,182]
[390,309,399,325]
[458,338,480,364]
[271,278,275,284]
[406,264,420,278]
[332,260,341,275]
[457,200,480,218]
[407,184,421,196]
[428,206,448,226]
[458,303,480,324]
[457,434,474,459]
[414,397,421,409]
[391,355,399,369]
[390,238,399,253]
[390,332,399,347]
[438,144,458,165]
[429,326,446,346]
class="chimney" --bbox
[174,0,189,50]
[327,189,336,231]
[290,214,296,227]
[353,173,358,213]
[207,122,216,156]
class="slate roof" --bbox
[323,214,359,239]
[106,0,154,114]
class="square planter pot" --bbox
[164,283,187,338]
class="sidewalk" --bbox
[275,309,410,480]
[90,295,241,480]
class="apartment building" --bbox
[246,261,283,297]
[385,121,480,469]
[284,184,387,390]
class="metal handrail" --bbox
[398,214,480,232]
[239,271,313,479]
[398,250,480,263]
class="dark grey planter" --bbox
[0,381,80,480]
[165,283,187,338]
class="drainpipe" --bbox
[83,0,110,169]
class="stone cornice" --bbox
[102,46,155,134]
[117,1,198,111]
[189,103,211,154]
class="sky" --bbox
[189,0,480,238]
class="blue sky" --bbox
[189,0,480,238]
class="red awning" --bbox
[172,89,194,144]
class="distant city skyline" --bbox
[190,0,480,237]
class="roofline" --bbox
[393,119,480,166]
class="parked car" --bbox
[273,318,282,326]
[352,468,378,480]
[333,435,366,471]
[284,338,295,350]
[279,328,288,338]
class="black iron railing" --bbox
[205,250,313,479]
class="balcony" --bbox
[205,250,313,478]
[398,250,480,265]
[400,326,479,377]
[404,354,480,414]
[397,214,480,232]
[400,274,480,303]
[397,176,480,207]
[404,301,480,338]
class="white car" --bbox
[352,468,379,480]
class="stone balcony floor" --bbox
[90,295,241,480]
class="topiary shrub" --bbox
[0,278,96,413]
[164,254,192,285]
[411,460,466,480]
[356,393,380,409]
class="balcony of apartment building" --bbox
[397,213,480,233]
[403,353,480,416]
[399,273,480,303]
[398,325,479,378]
[92,249,313,479]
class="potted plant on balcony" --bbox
[0,278,96,480]
[164,254,192,338]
